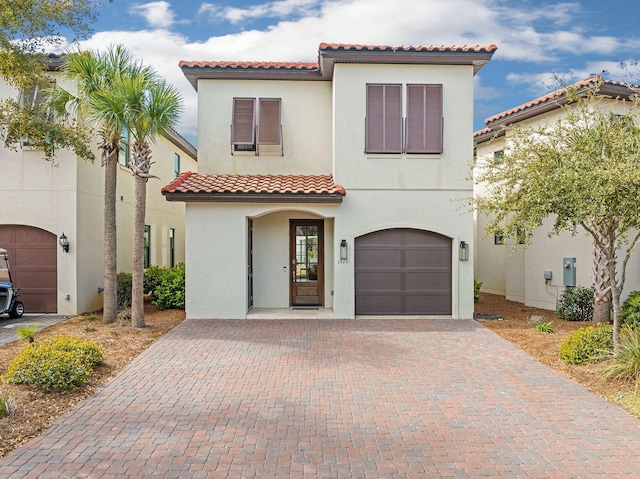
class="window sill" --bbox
[365,153,442,160]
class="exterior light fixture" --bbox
[340,239,348,262]
[59,232,70,253]
[459,241,469,261]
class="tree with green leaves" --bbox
[0,0,100,161]
[56,46,156,324]
[123,75,182,328]
[475,81,640,352]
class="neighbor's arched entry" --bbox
[0,225,57,313]
[355,228,452,315]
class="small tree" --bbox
[475,80,640,352]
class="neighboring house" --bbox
[474,76,640,310]
[0,57,197,315]
[163,43,496,319]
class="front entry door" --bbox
[290,220,323,306]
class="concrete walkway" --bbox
[2,318,640,478]
[0,313,73,347]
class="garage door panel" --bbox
[14,270,57,288]
[355,228,452,315]
[15,248,56,268]
[405,248,451,268]
[355,294,404,315]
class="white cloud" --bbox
[64,0,640,146]
[130,1,176,29]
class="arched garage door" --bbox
[355,228,452,315]
[0,225,57,313]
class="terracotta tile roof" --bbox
[162,172,345,202]
[483,76,639,127]
[319,43,498,53]
[178,61,319,71]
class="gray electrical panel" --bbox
[563,257,576,287]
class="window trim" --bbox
[144,225,151,269]
[169,228,175,267]
[174,153,180,179]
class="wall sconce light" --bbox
[59,232,70,253]
[340,239,348,262]
[459,241,469,261]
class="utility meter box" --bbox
[563,257,576,287]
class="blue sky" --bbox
[60,0,640,145]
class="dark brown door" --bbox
[290,220,323,306]
[0,225,57,313]
[355,228,452,315]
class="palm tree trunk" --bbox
[102,147,118,324]
[592,236,612,324]
[131,174,147,328]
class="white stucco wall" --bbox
[196,80,333,176]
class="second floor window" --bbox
[119,127,130,167]
[231,97,282,152]
[365,83,443,154]
[174,153,180,178]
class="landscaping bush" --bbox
[116,272,132,309]
[4,335,103,392]
[621,291,640,327]
[0,389,13,418]
[559,324,613,364]
[603,326,640,388]
[144,265,164,295]
[556,286,594,321]
[150,263,185,310]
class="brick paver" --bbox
[2,318,640,478]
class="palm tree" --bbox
[123,76,182,328]
[57,46,155,324]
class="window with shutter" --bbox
[257,98,281,145]
[231,98,256,147]
[406,84,443,154]
[365,84,402,153]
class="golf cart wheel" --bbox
[9,301,24,319]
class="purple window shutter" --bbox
[257,98,281,145]
[406,84,443,154]
[366,84,402,153]
[232,98,256,145]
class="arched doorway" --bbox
[355,228,452,315]
[0,225,57,313]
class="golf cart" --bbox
[0,248,24,319]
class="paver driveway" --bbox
[2,318,640,478]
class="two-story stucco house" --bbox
[163,43,497,319]
[0,56,197,315]
[474,76,640,310]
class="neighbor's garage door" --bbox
[355,228,452,315]
[0,225,57,313]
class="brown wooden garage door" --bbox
[355,228,452,315]
[0,225,57,313]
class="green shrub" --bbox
[560,324,613,364]
[474,279,482,303]
[621,291,640,327]
[603,326,640,389]
[535,321,555,333]
[4,335,103,392]
[556,286,594,321]
[144,265,164,295]
[151,263,185,310]
[116,272,132,309]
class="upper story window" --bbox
[119,127,130,167]
[365,83,443,154]
[174,153,180,178]
[231,97,282,154]
[493,149,504,164]
[365,84,402,154]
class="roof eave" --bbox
[181,67,323,90]
[319,50,495,79]
[163,192,344,203]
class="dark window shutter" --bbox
[366,84,402,153]
[406,84,442,153]
[257,98,281,145]
[232,98,256,145]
